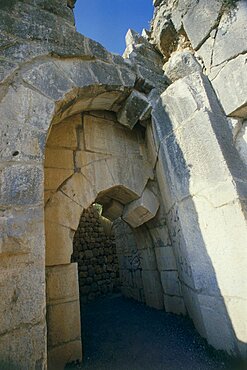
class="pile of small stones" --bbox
[72,205,120,304]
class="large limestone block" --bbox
[139,247,157,270]
[181,284,207,338]
[117,91,151,129]
[60,172,97,209]
[155,246,177,271]
[22,61,74,101]
[47,300,81,348]
[46,114,81,149]
[160,271,181,296]
[45,191,82,231]
[0,264,45,337]
[211,55,247,118]
[142,270,164,309]
[163,294,186,315]
[0,164,43,206]
[0,83,54,133]
[46,263,79,305]
[102,199,124,221]
[45,221,74,266]
[197,294,237,354]
[82,114,141,156]
[104,156,153,203]
[44,168,74,191]
[164,50,202,82]
[191,195,247,299]
[45,148,74,169]
[182,0,221,49]
[0,105,46,162]
[0,206,44,261]
[75,151,111,168]
[53,60,98,89]
[48,340,82,370]
[212,1,247,66]
[160,72,222,133]
[89,91,124,111]
[123,188,159,228]
[0,323,46,370]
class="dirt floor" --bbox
[67,294,246,370]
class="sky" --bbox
[74,0,154,55]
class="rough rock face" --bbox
[0,0,247,369]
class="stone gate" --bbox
[0,0,247,369]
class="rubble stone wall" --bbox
[72,205,120,304]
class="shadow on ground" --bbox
[66,294,246,370]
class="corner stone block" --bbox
[117,91,151,129]
[123,188,159,228]
[102,199,124,221]
[211,55,247,118]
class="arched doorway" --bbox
[44,106,161,369]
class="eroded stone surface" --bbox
[123,188,160,228]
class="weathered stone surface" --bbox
[60,172,97,209]
[163,294,186,315]
[139,247,157,271]
[182,0,221,50]
[0,264,45,336]
[164,50,202,82]
[44,168,73,191]
[117,91,151,129]
[0,323,46,370]
[212,1,247,66]
[160,271,181,296]
[45,221,73,266]
[45,191,82,231]
[82,114,141,156]
[45,148,74,169]
[142,270,164,309]
[22,61,74,101]
[0,206,43,257]
[211,54,247,118]
[46,263,79,304]
[0,165,43,206]
[47,299,81,347]
[155,246,177,271]
[48,340,82,370]
[123,188,159,228]
[46,114,81,149]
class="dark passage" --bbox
[68,294,245,370]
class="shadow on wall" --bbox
[152,74,247,360]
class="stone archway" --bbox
[44,97,160,368]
